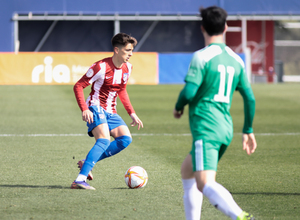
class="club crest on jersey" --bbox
[123,73,128,83]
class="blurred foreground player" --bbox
[173,6,257,220]
[71,33,143,190]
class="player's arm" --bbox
[239,87,257,155]
[73,78,94,124]
[73,65,99,124]
[118,87,143,130]
[174,52,203,118]
[173,81,199,118]
[237,68,256,134]
[237,70,257,155]
[73,78,89,112]
[239,87,255,133]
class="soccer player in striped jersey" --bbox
[173,6,257,220]
[71,33,143,190]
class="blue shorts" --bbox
[87,105,127,137]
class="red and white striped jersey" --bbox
[74,57,135,115]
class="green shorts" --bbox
[190,139,228,172]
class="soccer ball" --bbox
[124,166,148,189]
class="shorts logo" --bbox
[99,114,105,119]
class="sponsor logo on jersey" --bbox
[123,73,128,83]
[187,72,195,77]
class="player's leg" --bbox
[97,113,132,162]
[72,123,110,189]
[193,141,253,220]
[181,154,203,220]
[79,124,110,176]
[77,159,93,181]
[71,106,111,190]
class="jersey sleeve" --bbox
[73,63,101,112]
[184,52,205,86]
[118,86,135,115]
[73,77,90,112]
[175,82,199,111]
[175,52,205,111]
[236,69,256,133]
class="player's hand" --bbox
[173,108,184,119]
[130,113,143,130]
[242,133,257,155]
[82,109,94,124]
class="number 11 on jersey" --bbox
[214,64,235,103]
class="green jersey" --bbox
[177,43,255,145]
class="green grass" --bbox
[0,84,299,220]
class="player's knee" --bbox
[116,135,132,149]
[197,182,205,193]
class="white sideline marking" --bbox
[0,133,300,137]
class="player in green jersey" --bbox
[173,6,257,220]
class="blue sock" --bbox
[80,138,110,176]
[98,135,132,161]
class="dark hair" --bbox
[111,33,137,48]
[199,6,227,36]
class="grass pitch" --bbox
[0,83,299,220]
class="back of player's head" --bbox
[111,33,137,48]
[199,6,227,36]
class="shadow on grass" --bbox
[0,185,143,190]
[0,184,70,189]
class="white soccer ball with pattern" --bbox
[124,166,148,189]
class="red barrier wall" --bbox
[226,20,274,76]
